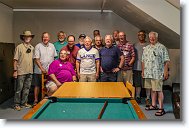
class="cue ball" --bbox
[62,110,66,112]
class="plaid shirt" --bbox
[117,41,135,70]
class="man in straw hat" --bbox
[13,30,34,111]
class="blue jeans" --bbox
[14,74,32,105]
[100,72,117,82]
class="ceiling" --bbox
[0,0,180,48]
[0,0,180,10]
[0,0,106,9]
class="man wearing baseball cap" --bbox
[75,34,86,48]
[13,30,35,111]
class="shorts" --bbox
[33,74,42,87]
[144,78,163,91]
[117,70,133,84]
[79,73,96,82]
[45,81,57,92]
[133,70,144,87]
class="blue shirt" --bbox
[75,43,84,49]
[100,46,122,72]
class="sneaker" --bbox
[136,97,141,104]
[145,99,150,107]
[14,105,21,111]
[21,103,32,108]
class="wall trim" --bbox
[13,9,113,12]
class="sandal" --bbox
[14,105,21,111]
[33,101,38,106]
[145,105,158,111]
[155,109,166,116]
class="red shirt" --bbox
[61,45,80,69]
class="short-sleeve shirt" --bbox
[117,42,135,70]
[75,43,84,49]
[34,42,57,74]
[61,45,80,69]
[100,46,122,72]
[142,42,170,80]
[14,43,34,75]
[133,42,149,71]
[76,47,100,74]
[93,45,103,51]
[53,41,68,59]
[48,59,76,83]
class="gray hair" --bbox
[84,36,92,42]
[149,31,158,38]
[105,35,113,41]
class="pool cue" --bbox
[98,100,108,119]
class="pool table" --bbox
[23,82,146,120]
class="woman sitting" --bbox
[46,49,77,96]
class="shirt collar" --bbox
[41,42,49,47]
[58,41,66,44]
[84,46,92,51]
[105,45,113,49]
[67,45,75,51]
[58,58,67,64]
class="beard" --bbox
[24,39,31,43]
[59,38,65,42]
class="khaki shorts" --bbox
[117,70,133,84]
[46,81,57,92]
[144,78,163,91]
[79,73,96,82]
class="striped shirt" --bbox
[117,42,135,70]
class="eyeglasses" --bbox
[26,48,31,53]
[138,34,145,36]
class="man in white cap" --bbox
[13,30,34,111]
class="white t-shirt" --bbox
[33,42,57,74]
[77,47,100,74]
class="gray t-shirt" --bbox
[133,42,149,71]
[33,42,57,74]
[77,47,100,74]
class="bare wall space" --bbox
[0,3,13,43]
[13,11,139,46]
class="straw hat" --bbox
[20,30,35,40]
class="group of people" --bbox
[13,29,170,117]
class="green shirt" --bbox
[53,41,68,59]
[142,42,170,80]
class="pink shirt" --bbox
[48,59,76,83]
